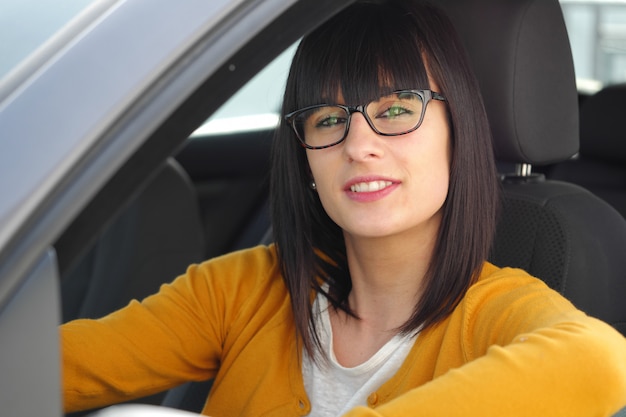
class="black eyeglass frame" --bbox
[284,89,447,150]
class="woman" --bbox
[62,1,626,416]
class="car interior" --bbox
[544,82,626,219]
[51,0,626,415]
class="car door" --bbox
[0,1,352,416]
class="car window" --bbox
[196,1,626,140]
[192,43,298,137]
[560,0,626,92]
[0,0,95,81]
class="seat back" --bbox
[547,83,626,218]
[61,158,206,321]
[439,0,626,335]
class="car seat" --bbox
[546,83,626,219]
[61,158,207,415]
[60,158,206,321]
[438,0,626,337]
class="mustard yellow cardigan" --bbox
[62,245,626,416]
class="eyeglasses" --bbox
[284,89,446,150]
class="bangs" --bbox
[287,1,432,111]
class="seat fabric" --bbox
[61,158,205,321]
[547,83,626,218]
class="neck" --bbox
[341,226,438,331]
[328,230,437,367]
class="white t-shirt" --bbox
[302,293,418,417]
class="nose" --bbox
[342,112,385,161]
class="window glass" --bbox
[197,1,626,138]
[193,44,297,136]
[560,0,626,92]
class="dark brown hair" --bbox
[270,0,499,359]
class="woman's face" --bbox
[306,85,451,244]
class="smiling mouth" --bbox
[349,180,394,193]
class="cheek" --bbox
[305,151,321,184]
[405,131,451,204]
[430,115,452,179]
[433,135,452,191]
[305,151,343,219]
[306,149,337,187]
[434,137,453,206]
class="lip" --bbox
[343,176,400,202]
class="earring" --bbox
[310,181,317,190]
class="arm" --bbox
[62,262,225,412]
[344,269,626,417]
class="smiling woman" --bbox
[58,1,626,417]
[273,0,495,365]
[5,0,626,415]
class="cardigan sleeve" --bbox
[62,266,220,412]
[343,268,626,417]
[61,245,279,413]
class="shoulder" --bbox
[475,261,540,286]
[469,262,567,305]
[195,244,280,276]
[157,245,287,315]
[456,262,586,342]
[182,244,283,294]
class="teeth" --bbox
[350,181,393,192]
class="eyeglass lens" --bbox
[293,91,425,148]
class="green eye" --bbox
[316,115,346,128]
[390,106,407,117]
[381,105,412,119]
[319,116,337,126]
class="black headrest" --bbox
[438,0,579,165]
[580,83,626,163]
